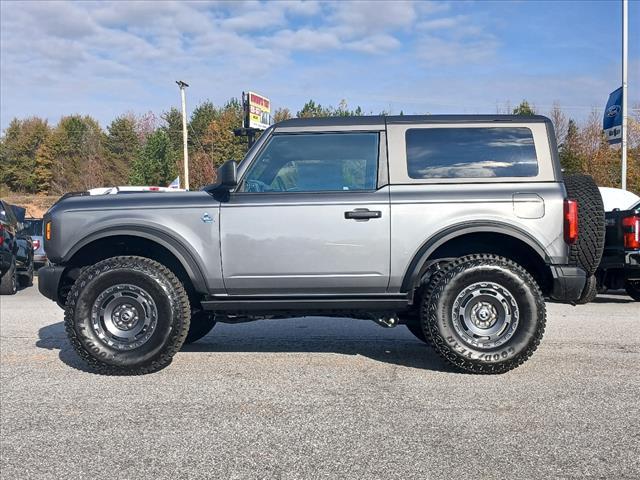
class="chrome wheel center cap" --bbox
[112,304,139,330]
[471,302,498,329]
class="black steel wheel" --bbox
[422,254,546,374]
[64,256,190,374]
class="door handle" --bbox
[344,209,382,220]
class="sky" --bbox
[1,0,639,130]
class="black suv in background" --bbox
[0,200,34,294]
[596,201,640,300]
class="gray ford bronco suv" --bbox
[38,115,605,375]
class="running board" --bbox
[201,295,409,312]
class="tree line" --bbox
[1,99,639,194]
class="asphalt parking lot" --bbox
[1,282,639,480]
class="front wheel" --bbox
[422,254,546,374]
[64,256,191,374]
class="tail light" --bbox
[622,215,640,250]
[564,199,579,245]
[33,239,41,250]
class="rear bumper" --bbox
[38,265,66,304]
[550,265,587,303]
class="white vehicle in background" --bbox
[598,187,640,212]
[87,186,186,195]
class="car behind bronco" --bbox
[38,115,604,374]
[596,200,640,300]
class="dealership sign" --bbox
[603,87,623,145]
[246,91,271,130]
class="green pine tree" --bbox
[513,100,536,116]
[129,130,176,186]
[105,116,140,186]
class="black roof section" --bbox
[275,114,551,128]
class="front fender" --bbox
[63,225,210,293]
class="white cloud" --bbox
[418,15,467,31]
[267,29,341,51]
[347,34,402,55]
[1,0,636,130]
[330,1,417,36]
[417,34,499,65]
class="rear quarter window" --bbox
[406,127,538,179]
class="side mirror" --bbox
[218,160,238,187]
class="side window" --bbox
[240,133,379,193]
[406,127,538,179]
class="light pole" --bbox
[621,0,628,190]
[176,80,189,190]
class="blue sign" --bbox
[603,87,622,144]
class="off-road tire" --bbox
[625,280,640,301]
[422,254,546,374]
[64,256,190,375]
[404,317,427,343]
[575,275,598,304]
[563,174,605,275]
[184,311,217,344]
[0,260,17,295]
[403,266,449,344]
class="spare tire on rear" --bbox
[563,174,605,275]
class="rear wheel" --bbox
[422,254,546,374]
[563,174,605,275]
[64,256,190,374]
[403,314,427,343]
[625,280,640,301]
[403,263,449,344]
[575,275,598,304]
[0,260,17,295]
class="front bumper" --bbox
[550,265,587,303]
[38,265,66,305]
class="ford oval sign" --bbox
[603,87,622,144]
[607,105,621,117]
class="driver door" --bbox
[220,131,390,295]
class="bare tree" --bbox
[549,102,568,147]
